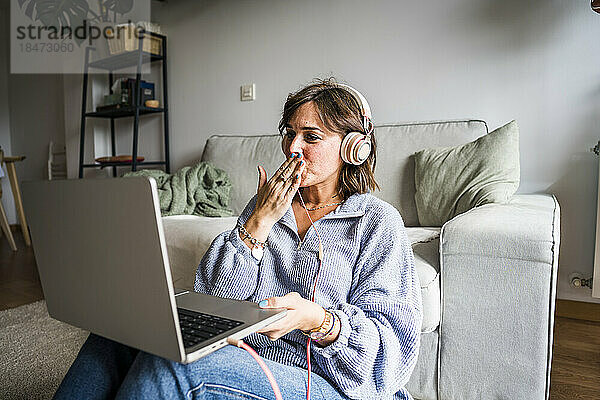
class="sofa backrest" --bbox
[201,134,286,216]
[373,120,488,226]
[201,119,488,226]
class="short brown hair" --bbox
[278,78,380,200]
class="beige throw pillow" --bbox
[414,120,520,226]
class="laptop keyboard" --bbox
[177,308,244,349]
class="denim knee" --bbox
[54,334,139,400]
[188,382,270,400]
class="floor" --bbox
[0,226,43,310]
[1,226,599,399]
[550,317,600,400]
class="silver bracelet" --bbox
[238,224,267,248]
[238,224,267,261]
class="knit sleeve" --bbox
[194,195,261,300]
[311,205,423,399]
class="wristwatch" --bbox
[303,310,335,341]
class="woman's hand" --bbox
[256,292,326,341]
[242,154,305,242]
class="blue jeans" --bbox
[54,334,349,400]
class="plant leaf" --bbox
[24,0,36,19]
[33,0,90,28]
[102,0,133,16]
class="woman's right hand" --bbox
[242,153,305,241]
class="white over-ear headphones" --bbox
[337,84,374,165]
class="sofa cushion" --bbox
[162,216,442,332]
[409,228,441,333]
[201,120,488,225]
[414,120,520,226]
[370,120,487,226]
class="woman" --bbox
[54,79,423,400]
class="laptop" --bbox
[22,177,286,364]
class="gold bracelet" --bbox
[302,310,327,333]
[315,312,337,342]
[301,309,334,341]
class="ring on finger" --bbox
[276,163,292,181]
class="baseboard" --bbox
[555,299,600,322]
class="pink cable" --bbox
[226,189,326,400]
[297,189,325,400]
[306,338,312,400]
[228,338,284,400]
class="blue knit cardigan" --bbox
[194,192,423,400]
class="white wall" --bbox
[8,74,66,182]
[0,7,16,225]
[1,3,66,226]
[144,0,600,303]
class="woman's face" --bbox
[282,101,344,188]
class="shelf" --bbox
[79,31,170,178]
[86,106,164,119]
[82,161,167,168]
[89,51,163,71]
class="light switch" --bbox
[241,84,256,101]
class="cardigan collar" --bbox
[277,191,370,232]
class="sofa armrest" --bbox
[438,194,560,400]
[162,215,239,291]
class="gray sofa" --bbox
[161,119,560,400]
[8,120,556,399]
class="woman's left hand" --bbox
[257,292,326,341]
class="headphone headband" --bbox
[336,83,374,134]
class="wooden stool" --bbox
[0,149,30,250]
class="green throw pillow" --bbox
[414,120,520,226]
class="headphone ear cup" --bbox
[341,131,358,164]
[353,139,372,164]
[341,131,370,165]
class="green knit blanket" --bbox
[124,162,233,217]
